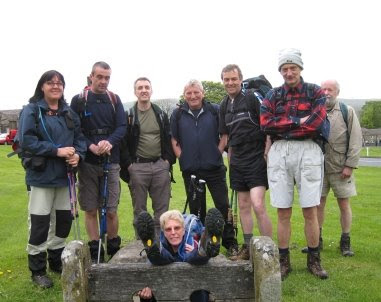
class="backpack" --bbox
[223,74,273,117]
[338,102,350,153]
[76,87,118,118]
[339,102,348,128]
[241,75,273,102]
[8,103,75,167]
[183,214,204,243]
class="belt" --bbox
[85,128,111,136]
[135,157,160,163]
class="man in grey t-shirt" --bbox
[121,77,175,239]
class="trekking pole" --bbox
[197,179,206,217]
[196,178,206,221]
[98,155,110,264]
[227,189,234,226]
[233,190,238,237]
[67,166,81,240]
[183,175,196,214]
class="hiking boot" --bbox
[340,234,354,257]
[229,244,250,261]
[279,253,292,280]
[301,236,323,253]
[107,236,122,258]
[199,208,224,258]
[136,211,156,248]
[226,243,239,258]
[88,240,105,263]
[48,247,64,274]
[31,273,53,289]
[307,251,328,279]
[136,211,161,259]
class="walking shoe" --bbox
[107,236,122,258]
[136,211,160,259]
[226,243,239,258]
[199,208,224,258]
[301,236,323,253]
[88,240,105,263]
[229,244,250,261]
[279,253,292,280]
[136,212,156,247]
[48,247,64,274]
[307,251,328,279]
[340,234,354,257]
[31,274,53,289]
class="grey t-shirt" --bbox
[136,107,161,159]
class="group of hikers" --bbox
[17,48,362,301]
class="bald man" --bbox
[303,80,362,257]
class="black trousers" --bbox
[182,166,237,249]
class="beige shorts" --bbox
[78,161,121,212]
[267,139,324,208]
[321,172,357,198]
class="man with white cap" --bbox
[260,48,329,280]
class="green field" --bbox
[0,145,380,302]
[360,146,381,157]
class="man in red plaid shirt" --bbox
[260,48,329,280]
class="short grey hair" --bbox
[160,210,184,231]
[183,79,204,94]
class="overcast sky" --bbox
[0,0,379,110]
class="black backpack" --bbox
[222,74,273,119]
[241,75,273,102]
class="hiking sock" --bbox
[308,246,319,253]
[279,247,289,255]
[243,233,253,246]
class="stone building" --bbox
[0,110,20,133]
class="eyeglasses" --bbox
[164,226,183,233]
[46,81,64,87]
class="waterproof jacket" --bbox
[170,100,223,172]
[120,102,175,168]
[19,99,86,187]
[324,102,362,173]
[71,91,126,165]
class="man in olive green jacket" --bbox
[303,79,362,257]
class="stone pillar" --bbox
[61,240,91,302]
[251,236,281,302]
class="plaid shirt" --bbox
[260,79,326,140]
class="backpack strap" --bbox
[339,102,349,128]
[339,102,350,154]
[78,88,117,118]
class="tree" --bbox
[178,81,226,104]
[153,98,178,117]
[360,101,381,129]
[202,81,226,104]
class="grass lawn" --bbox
[360,146,381,157]
[0,145,380,301]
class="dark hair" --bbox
[29,70,66,103]
[134,77,151,89]
[91,61,111,74]
[220,64,243,80]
